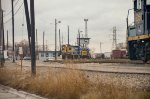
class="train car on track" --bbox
[127,0,150,63]
[62,44,90,59]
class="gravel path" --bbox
[84,71,150,91]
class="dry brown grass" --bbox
[0,67,150,99]
[0,68,89,99]
[81,82,150,99]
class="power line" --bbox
[14,2,23,15]
[3,0,20,17]
[4,2,24,24]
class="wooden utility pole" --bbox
[1,9,5,67]
[2,10,4,51]
[24,0,31,53]
[0,2,4,67]
[30,0,36,75]
[11,0,15,62]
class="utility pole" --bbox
[30,0,36,75]
[68,26,69,45]
[100,42,102,53]
[36,29,37,44]
[1,9,5,67]
[11,0,15,62]
[55,19,57,60]
[78,29,81,58]
[46,40,48,52]
[59,29,61,55]
[62,33,63,46]
[7,30,8,50]
[43,31,45,53]
[54,19,61,60]
[36,29,38,59]
[0,0,2,47]
[24,0,31,53]
[2,10,4,51]
[0,0,4,67]
[78,30,81,47]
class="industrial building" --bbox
[38,51,60,61]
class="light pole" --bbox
[78,29,83,59]
[78,30,83,47]
[55,19,61,60]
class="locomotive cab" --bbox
[128,0,150,63]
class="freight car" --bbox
[127,0,150,63]
[112,50,127,59]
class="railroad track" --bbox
[15,60,150,75]
[46,59,150,64]
[51,66,150,75]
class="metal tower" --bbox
[84,19,88,38]
[112,27,117,50]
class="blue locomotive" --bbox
[128,0,150,63]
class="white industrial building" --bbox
[38,51,60,61]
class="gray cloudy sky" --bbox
[2,0,134,53]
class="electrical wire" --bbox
[4,2,24,24]
[14,2,24,15]
[4,0,20,17]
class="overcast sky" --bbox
[2,0,134,53]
